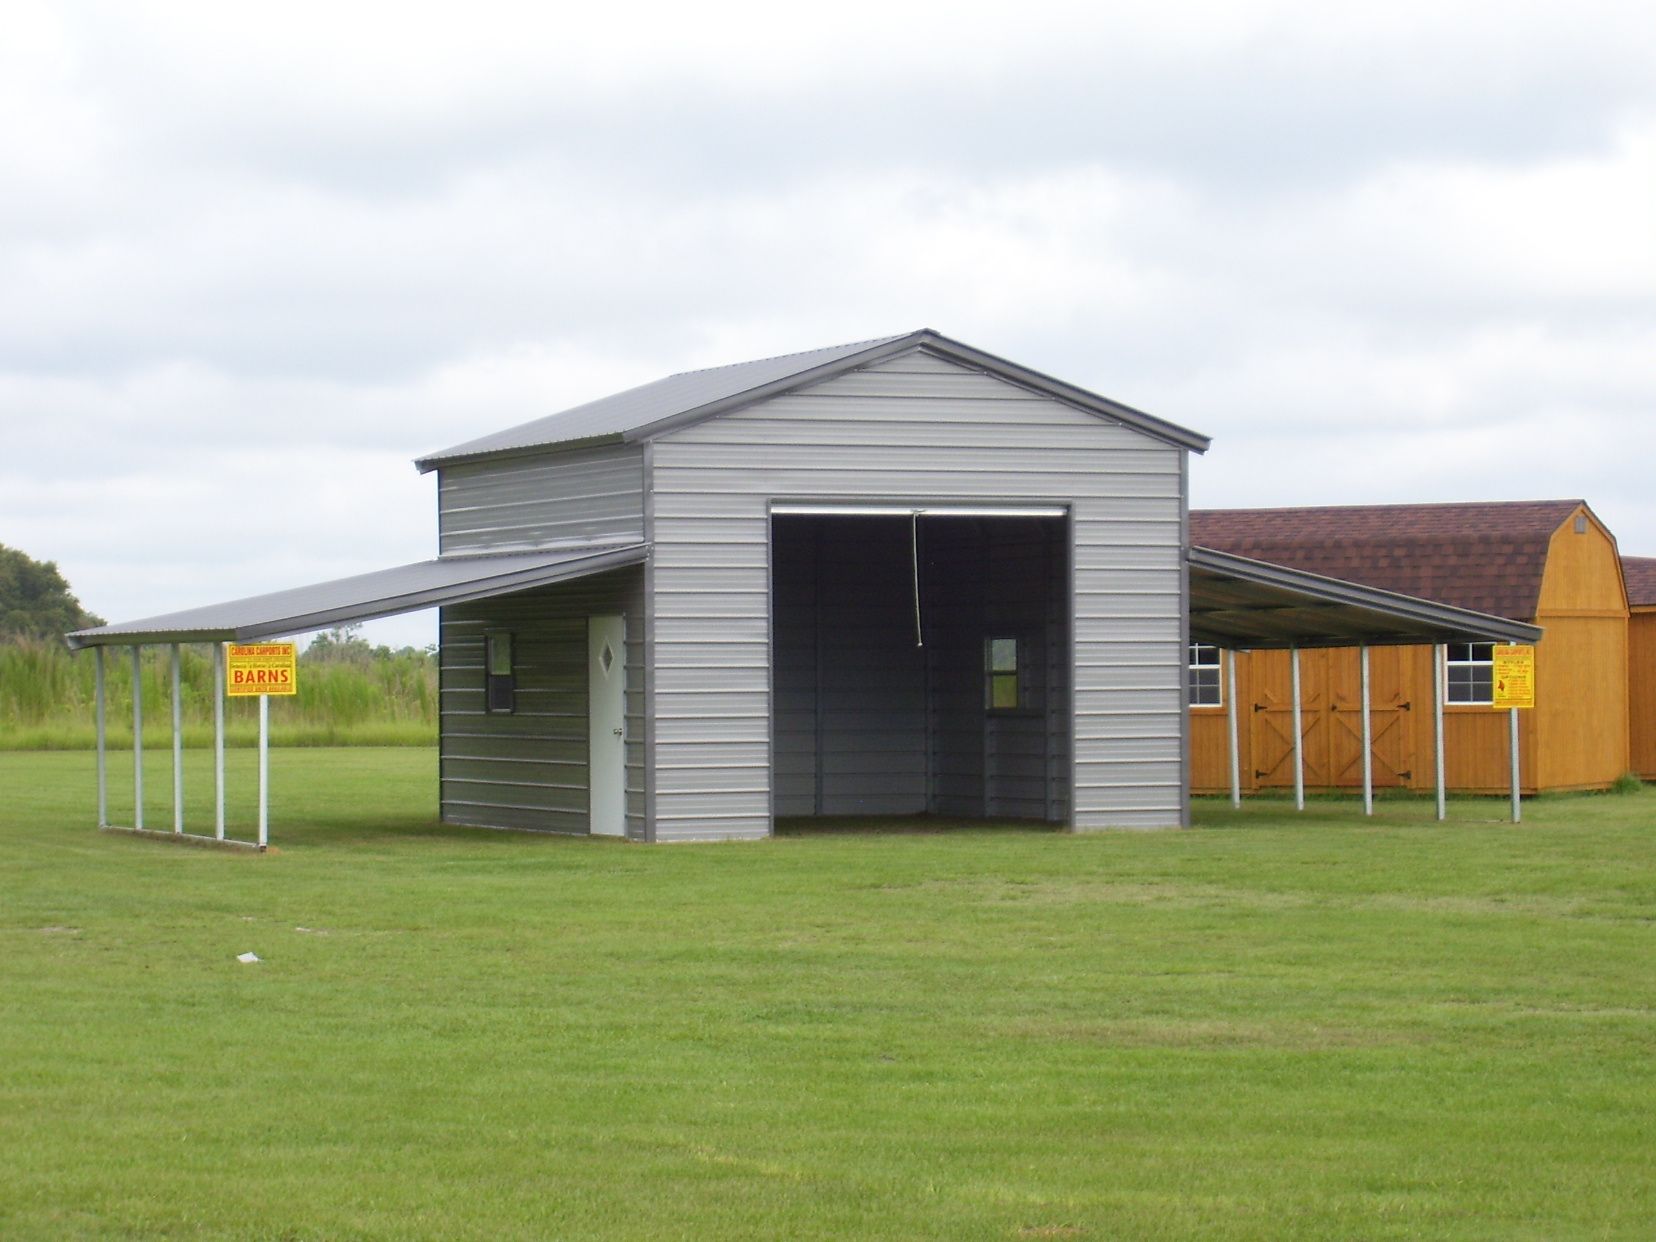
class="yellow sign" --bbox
[226,643,298,697]
[1492,644,1535,709]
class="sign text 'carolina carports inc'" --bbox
[226,643,299,696]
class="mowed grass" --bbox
[2,751,1653,1240]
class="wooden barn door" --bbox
[1249,649,1332,788]
[1327,648,1415,788]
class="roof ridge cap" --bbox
[665,331,918,381]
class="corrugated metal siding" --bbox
[648,352,1186,839]
[772,518,930,817]
[918,518,1068,821]
[439,445,645,554]
[440,566,646,838]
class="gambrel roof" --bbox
[1192,500,1588,622]
[415,329,1210,471]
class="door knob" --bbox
[612,727,624,738]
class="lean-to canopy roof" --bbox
[65,544,646,649]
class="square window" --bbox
[989,637,1019,674]
[1445,642,1494,705]
[1187,643,1223,707]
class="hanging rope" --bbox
[911,509,924,648]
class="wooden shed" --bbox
[1621,556,1656,779]
[1189,500,1630,795]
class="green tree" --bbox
[0,544,104,640]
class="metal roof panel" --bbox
[1189,546,1544,648]
[415,329,1211,470]
[66,544,647,648]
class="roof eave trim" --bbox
[1190,546,1545,645]
[911,336,1211,453]
[414,431,627,474]
[65,545,649,650]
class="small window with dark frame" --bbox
[1188,643,1223,707]
[485,632,516,713]
[985,636,1022,712]
[1445,642,1494,705]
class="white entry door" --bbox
[587,615,627,837]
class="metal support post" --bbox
[1225,649,1241,809]
[1360,645,1373,816]
[214,643,226,840]
[258,694,269,849]
[1509,707,1521,824]
[171,644,183,835]
[1291,646,1304,811]
[1433,644,1447,822]
[94,647,107,828]
[131,646,144,830]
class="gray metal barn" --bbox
[70,330,1539,843]
[417,331,1204,840]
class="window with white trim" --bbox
[1188,643,1222,707]
[1445,642,1494,704]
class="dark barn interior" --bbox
[770,514,1071,823]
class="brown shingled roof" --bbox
[1622,556,1656,609]
[1190,500,1585,622]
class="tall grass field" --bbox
[1,748,1652,1239]
[0,637,436,749]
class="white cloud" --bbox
[3,0,1655,647]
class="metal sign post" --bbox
[225,642,298,851]
[214,643,226,840]
[1492,644,1535,825]
[258,693,270,849]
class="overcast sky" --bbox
[4,0,1652,649]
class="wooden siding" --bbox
[1531,507,1629,789]
[1192,506,1631,796]
[438,444,645,554]
[440,566,645,837]
[648,349,1186,841]
[1191,646,1541,795]
[1629,610,1656,779]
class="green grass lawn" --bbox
[2,749,1653,1240]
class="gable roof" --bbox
[1190,500,1585,622]
[1622,556,1656,609]
[415,329,1209,471]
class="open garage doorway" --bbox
[770,508,1071,825]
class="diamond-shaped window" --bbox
[600,642,615,675]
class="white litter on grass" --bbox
[236,952,261,964]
